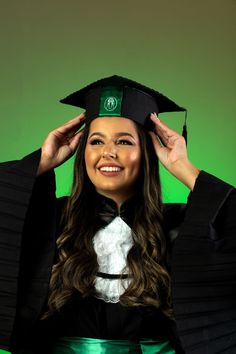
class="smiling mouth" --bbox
[99,166,122,172]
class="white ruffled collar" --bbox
[93,216,133,303]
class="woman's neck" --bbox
[95,190,135,210]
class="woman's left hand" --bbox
[149,112,200,190]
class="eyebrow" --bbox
[88,132,136,139]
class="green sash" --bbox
[53,337,175,354]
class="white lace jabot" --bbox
[93,216,133,303]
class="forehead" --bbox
[88,117,138,135]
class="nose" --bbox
[102,142,117,159]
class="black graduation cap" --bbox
[60,75,187,140]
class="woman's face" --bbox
[85,117,142,206]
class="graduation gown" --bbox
[0,150,235,353]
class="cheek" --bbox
[84,146,90,169]
[84,148,97,183]
[125,150,141,171]
[85,146,98,169]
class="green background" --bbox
[0,0,235,352]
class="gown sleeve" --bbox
[0,150,57,351]
[171,170,236,354]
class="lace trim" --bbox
[93,216,133,302]
[93,216,133,274]
[94,277,131,303]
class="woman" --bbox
[0,76,235,354]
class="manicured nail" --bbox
[153,112,160,121]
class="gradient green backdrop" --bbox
[0,0,235,352]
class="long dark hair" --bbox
[43,120,172,318]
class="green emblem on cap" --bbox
[99,86,123,116]
[104,96,118,111]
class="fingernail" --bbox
[153,112,160,120]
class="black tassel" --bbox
[182,110,188,146]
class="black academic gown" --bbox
[0,149,236,354]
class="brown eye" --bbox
[117,139,133,145]
[90,139,103,145]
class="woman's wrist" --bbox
[170,159,200,191]
[36,151,53,176]
[37,160,48,176]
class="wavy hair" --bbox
[43,120,172,319]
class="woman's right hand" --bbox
[37,112,86,176]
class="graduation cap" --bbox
[60,75,188,142]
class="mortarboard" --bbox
[60,75,187,140]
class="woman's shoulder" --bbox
[184,170,235,228]
[163,171,235,242]
[163,203,186,229]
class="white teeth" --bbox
[100,166,121,172]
